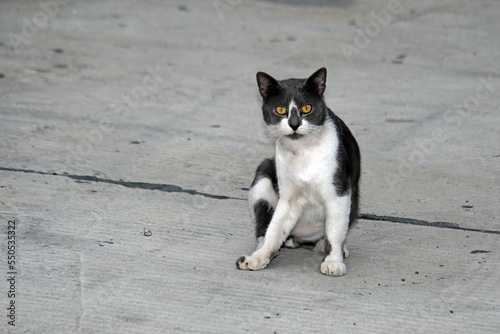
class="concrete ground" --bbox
[1,0,499,332]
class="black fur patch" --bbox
[254,200,275,238]
[251,158,278,192]
[235,256,246,269]
[330,110,361,227]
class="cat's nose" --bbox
[288,116,301,131]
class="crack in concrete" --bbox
[0,166,245,201]
[1,167,498,235]
[359,213,500,235]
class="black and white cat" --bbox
[236,68,361,276]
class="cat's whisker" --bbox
[266,127,285,142]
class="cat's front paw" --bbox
[236,255,270,271]
[320,260,346,276]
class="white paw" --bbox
[320,260,346,276]
[236,255,270,271]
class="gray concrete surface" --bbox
[1,0,499,333]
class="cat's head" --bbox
[256,68,328,142]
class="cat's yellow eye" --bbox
[276,106,287,115]
[301,105,312,114]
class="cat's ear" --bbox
[305,67,327,96]
[256,72,279,99]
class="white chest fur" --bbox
[274,119,340,241]
[276,119,339,191]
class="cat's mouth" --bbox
[287,133,303,140]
